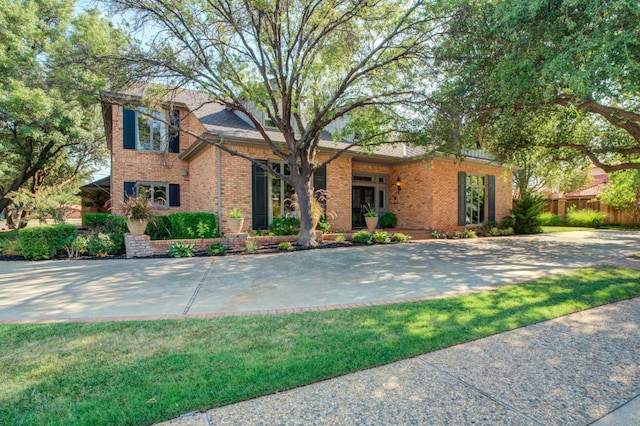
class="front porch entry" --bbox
[352,173,388,228]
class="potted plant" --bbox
[121,194,152,236]
[228,206,244,234]
[364,203,378,231]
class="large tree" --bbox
[102,0,447,247]
[0,0,127,224]
[432,0,640,173]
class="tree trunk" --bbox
[290,174,320,248]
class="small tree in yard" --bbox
[101,0,449,248]
[511,192,545,235]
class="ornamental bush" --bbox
[169,212,220,239]
[379,212,397,228]
[512,193,545,234]
[538,212,563,226]
[18,224,78,260]
[372,231,391,244]
[351,230,372,244]
[566,208,608,228]
[268,216,300,236]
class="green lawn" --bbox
[1,266,639,425]
[542,226,595,232]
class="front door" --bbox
[352,186,375,228]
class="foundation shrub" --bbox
[565,208,608,228]
[268,216,300,236]
[17,224,78,260]
[391,233,410,243]
[205,243,227,256]
[147,215,172,240]
[278,242,294,251]
[167,242,195,257]
[351,230,372,244]
[169,212,220,239]
[372,231,391,244]
[84,214,127,253]
[379,212,397,228]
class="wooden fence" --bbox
[544,198,637,226]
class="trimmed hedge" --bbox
[169,212,220,239]
[18,224,78,260]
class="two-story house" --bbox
[97,86,513,234]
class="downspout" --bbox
[217,135,223,235]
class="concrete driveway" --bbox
[1,230,640,322]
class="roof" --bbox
[103,84,498,165]
[79,176,111,192]
[564,169,609,198]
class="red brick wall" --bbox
[110,104,201,216]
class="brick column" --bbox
[125,234,151,258]
[557,199,567,222]
[225,233,248,251]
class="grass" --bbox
[2,266,640,425]
[542,226,595,232]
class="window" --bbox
[136,108,168,152]
[123,107,179,153]
[458,172,495,226]
[137,183,168,207]
[465,175,485,225]
[270,162,295,219]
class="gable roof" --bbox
[564,168,609,198]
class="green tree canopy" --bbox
[102,0,448,247]
[0,0,128,222]
[433,0,640,172]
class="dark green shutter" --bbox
[169,109,180,153]
[458,172,466,226]
[488,175,496,222]
[313,165,327,191]
[124,181,136,200]
[169,184,180,206]
[252,161,269,230]
[123,108,136,150]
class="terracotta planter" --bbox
[126,218,148,236]
[228,217,245,234]
[365,216,378,231]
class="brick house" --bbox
[99,87,512,234]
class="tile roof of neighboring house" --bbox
[103,84,497,164]
[564,169,609,198]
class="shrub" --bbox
[500,227,515,236]
[511,193,545,234]
[501,215,515,228]
[455,230,478,239]
[167,242,195,257]
[278,242,294,251]
[372,231,391,244]
[379,212,397,228]
[205,243,227,256]
[18,224,78,260]
[86,233,117,257]
[246,240,258,252]
[317,218,331,234]
[169,212,220,239]
[147,215,172,240]
[334,235,346,244]
[391,233,409,243]
[61,235,88,259]
[351,230,372,244]
[268,216,300,236]
[566,208,608,228]
[538,212,563,226]
[84,214,127,253]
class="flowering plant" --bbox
[121,194,152,220]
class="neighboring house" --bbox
[98,86,513,234]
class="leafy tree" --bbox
[0,0,127,225]
[599,168,640,225]
[433,0,640,172]
[101,0,449,247]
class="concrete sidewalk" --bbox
[158,298,640,426]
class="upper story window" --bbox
[137,108,167,152]
[123,107,180,153]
